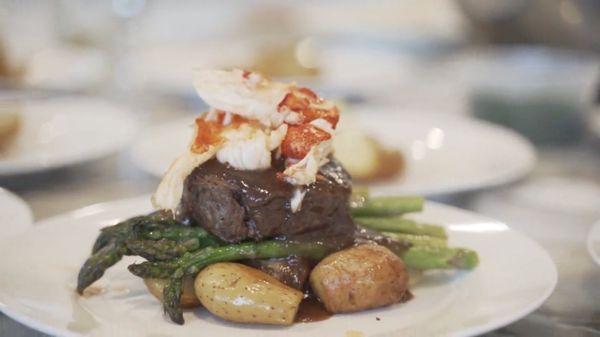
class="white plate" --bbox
[592,110,600,145]
[350,109,536,196]
[0,188,33,239]
[128,42,254,95]
[130,111,536,196]
[24,45,109,91]
[129,118,193,178]
[0,97,137,175]
[588,221,600,266]
[0,196,556,337]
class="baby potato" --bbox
[310,244,409,313]
[333,129,404,182]
[195,262,303,325]
[333,130,380,180]
[0,104,20,150]
[144,277,200,308]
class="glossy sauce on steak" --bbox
[179,156,355,248]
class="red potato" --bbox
[310,244,410,313]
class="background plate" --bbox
[587,220,600,266]
[0,97,137,175]
[0,188,33,239]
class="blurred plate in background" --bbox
[347,108,536,196]
[130,117,192,178]
[127,41,254,96]
[588,221,600,266]
[591,109,600,147]
[0,97,137,175]
[458,46,599,146]
[130,107,535,196]
[0,187,33,239]
[23,45,110,92]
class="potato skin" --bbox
[195,262,303,325]
[144,277,200,308]
[309,244,409,313]
[333,130,404,182]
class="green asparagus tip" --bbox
[382,232,447,248]
[356,216,447,238]
[450,248,479,269]
[351,196,424,217]
[402,246,479,270]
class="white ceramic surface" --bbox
[592,111,600,144]
[0,196,556,337]
[130,111,536,196]
[0,188,33,239]
[351,109,536,196]
[129,117,192,178]
[588,221,600,266]
[24,46,109,91]
[128,42,254,95]
[0,97,137,175]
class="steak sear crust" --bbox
[180,157,355,247]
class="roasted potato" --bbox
[144,277,200,308]
[0,103,20,150]
[333,129,404,182]
[310,244,409,313]
[194,262,303,325]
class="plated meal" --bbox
[77,69,478,326]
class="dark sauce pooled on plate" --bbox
[295,290,413,323]
[295,297,332,323]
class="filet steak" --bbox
[179,157,355,247]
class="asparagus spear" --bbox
[355,216,447,238]
[80,218,171,293]
[135,224,222,247]
[77,240,127,294]
[381,232,447,248]
[80,212,221,293]
[128,259,179,279]
[92,211,176,253]
[402,246,479,270]
[128,240,332,279]
[140,240,333,324]
[163,270,185,324]
[126,238,201,261]
[351,196,424,217]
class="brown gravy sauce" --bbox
[295,297,332,323]
[295,290,414,323]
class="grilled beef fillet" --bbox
[180,157,355,247]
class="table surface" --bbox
[1,97,599,337]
